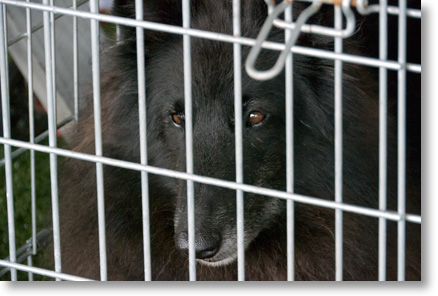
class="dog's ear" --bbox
[112,0,183,44]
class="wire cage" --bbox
[0,0,421,281]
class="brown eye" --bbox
[248,111,266,126]
[171,113,184,126]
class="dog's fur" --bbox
[55,0,421,280]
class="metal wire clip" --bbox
[355,0,380,15]
[245,0,357,81]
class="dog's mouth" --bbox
[196,254,237,267]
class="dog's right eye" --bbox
[171,113,184,127]
[248,111,266,126]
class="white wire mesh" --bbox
[0,0,421,281]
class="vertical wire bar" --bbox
[42,0,61,280]
[26,1,36,281]
[182,0,196,281]
[397,0,407,282]
[49,0,56,124]
[378,0,388,281]
[0,3,17,282]
[334,4,343,282]
[26,254,33,280]
[135,0,152,281]
[73,0,79,123]
[27,254,33,281]
[26,0,36,256]
[1,6,5,44]
[285,4,295,282]
[90,0,108,281]
[116,25,121,44]
[233,0,245,282]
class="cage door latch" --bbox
[245,0,357,81]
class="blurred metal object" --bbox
[0,229,52,278]
[246,0,357,81]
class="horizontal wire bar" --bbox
[0,116,73,168]
[387,5,420,18]
[0,251,33,277]
[0,259,93,281]
[296,0,421,18]
[0,0,421,74]
[0,137,422,225]
[6,0,89,47]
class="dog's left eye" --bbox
[248,111,266,126]
[171,113,184,127]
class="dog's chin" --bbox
[196,255,237,267]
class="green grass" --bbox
[0,140,53,281]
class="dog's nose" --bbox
[175,231,221,259]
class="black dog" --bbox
[56,0,421,280]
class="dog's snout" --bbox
[175,231,221,259]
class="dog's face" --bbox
[113,0,333,267]
[144,34,290,265]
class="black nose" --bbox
[175,232,221,259]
